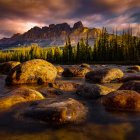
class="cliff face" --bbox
[0,21,101,48]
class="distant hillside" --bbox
[0,21,101,48]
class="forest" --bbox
[0,27,140,64]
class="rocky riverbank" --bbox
[0,59,140,139]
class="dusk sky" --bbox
[0,0,140,39]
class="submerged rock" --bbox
[50,81,78,91]
[120,76,140,82]
[119,80,140,93]
[80,63,90,68]
[41,88,64,98]
[76,84,115,99]
[85,68,124,83]
[62,67,90,77]
[0,88,44,111]
[0,61,20,74]
[16,98,87,123]
[6,59,57,85]
[128,66,140,71]
[100,90,140,111]
[124,70,137,73]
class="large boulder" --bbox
[76,84,115,99]
[119,80,140,93]
[6,59,57,85]
[100,90,140,111]
[0,61,20,74]
[85,68,124,83]
[41,87,64,98]
[128,65,140,71]
[0,88,44,111]
[16,98,87,123]
[120,76,140,82]
[62,67,90,77]
[50,81,78,91]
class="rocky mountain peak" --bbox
[0,21,101,48]
[11,33,21,38]
[73,21,84,30]
[27,26,42,33]
[49,23,71,31]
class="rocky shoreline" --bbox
[0,59,140,125]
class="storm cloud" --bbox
[0,0,139,38]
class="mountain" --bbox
[0,21,101,48]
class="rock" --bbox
[85,68,124,83]
[120,76,140,82]
[56,74,61,78]
[16,98,87,123]
[6,59,57,85]
[124,70,137,73]
[41,88,64,98]
[0,21,101,47]
[62,67,90,77]
[76,84,115,99]
[128,66,140,71]
[56,66,64,74]
[73,21,84,30]
[50,81,78,91]
[0,61,20,74]
[94,65,101,68]
[0,88,44,111]
[80,63,90,68]
[119,80,140,93]
[100,90,140,111]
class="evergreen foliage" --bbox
[0,27,140,64]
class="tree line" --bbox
[0,27,140,64]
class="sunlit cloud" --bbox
[0,0,139,38]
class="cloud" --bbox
[0,18,46,37]
[93,0,140,14]
[0,0,139,38]
[104,14,140,35]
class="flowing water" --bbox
[0,65,140,140]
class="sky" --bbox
[0,0,140,39]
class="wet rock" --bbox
[16,98,87,123]
[128,66,140,71]
[41,88,64,98]
[50,81,78,91]
[56,66,64,74]
[120,76,140,82]
[94,65,101,68]
[85,68,124,83]
[76,84,115,99]
[0,88,44,111]
[0,61,20,74]
[6,59,57,85]
[80,63,90,68]
[124,70,137,73]
[100,90,140,111]
[119,80,140,93]
[62,67,90,77]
